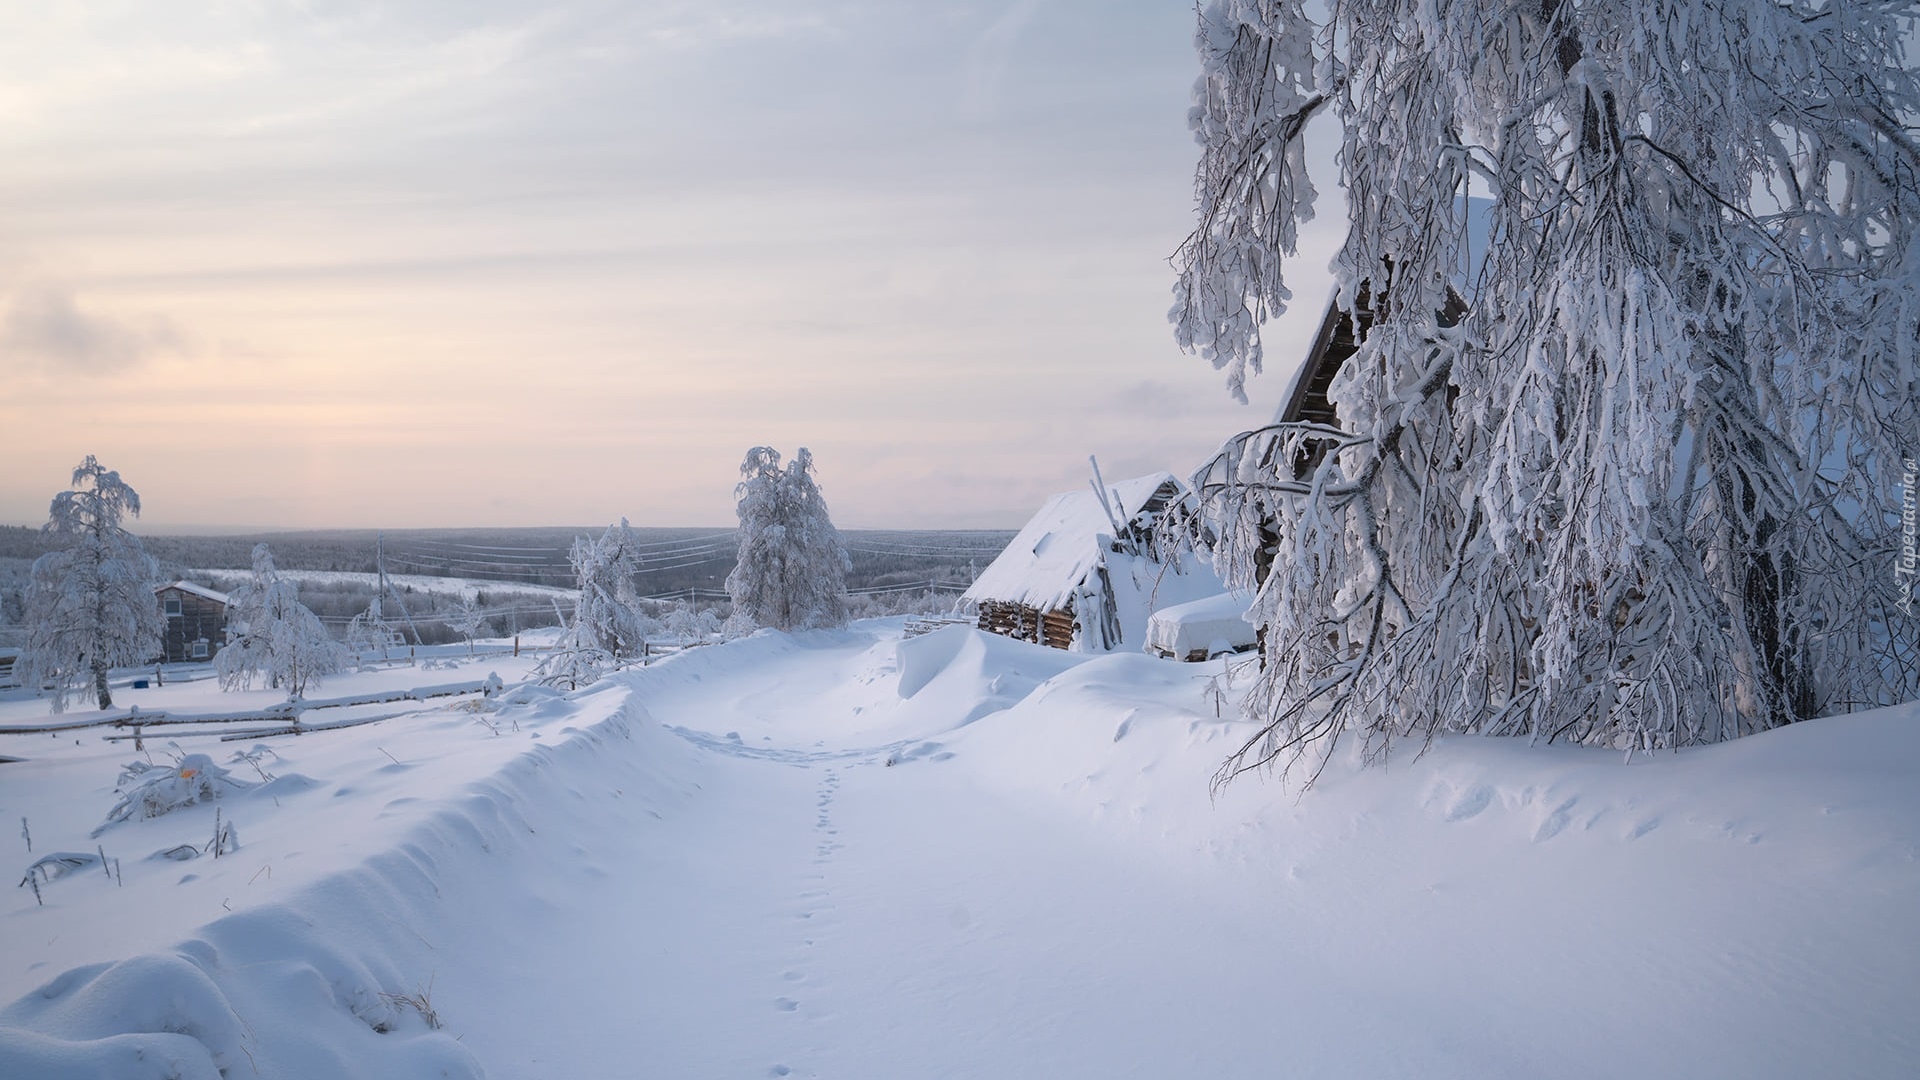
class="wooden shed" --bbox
[155,581,231,663]
[963,473,1224,652]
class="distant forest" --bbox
[0,524,1013,645]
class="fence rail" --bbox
[0,679,496,739]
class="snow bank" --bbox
[0,670,700,1078]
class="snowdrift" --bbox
[0,670,708,1079]
[3,621,1915,1078]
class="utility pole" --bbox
[374,531,423,648]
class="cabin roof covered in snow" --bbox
[156,580,229,606]
[962,473,1181,614]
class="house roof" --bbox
[156,580,229,606]
[1272,195,1494,426]
[962,473,1182,614]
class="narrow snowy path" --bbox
[420,707,1354,1079]
[394,631,1325,1078]
[401,631,1535,1078]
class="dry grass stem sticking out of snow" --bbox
[378,978,443,1031]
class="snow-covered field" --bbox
[2,620,1915,1078]
[192,568,579,601]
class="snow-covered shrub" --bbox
[662,601,723,644]
[93,753,249,836]
[217,543,347,700]
[531,644,609,691]
[20,851,103,885]
[726,447,851,632]
[345,608,402,665]
[844,587,956,620]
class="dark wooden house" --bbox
[155,581,231,663]
[1274,200,1489,482]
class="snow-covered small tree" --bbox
[217,543,346,700]
[345,606,397,664]
[1172,0,1920,785]
[532,520,652,689]
[570,519,652,658]
[726,447,851,632]
[454,594,491,655]
[19,457,164,711]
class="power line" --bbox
[405,540,571,554]
[848,538,1013,553]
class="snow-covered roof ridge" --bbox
[156,580,229,605]
[962,472,1182,613]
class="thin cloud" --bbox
[0,287,184,373]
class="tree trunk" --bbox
[93,660,113,710]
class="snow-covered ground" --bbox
[1,620,1915,1078]
[192,568,579,601]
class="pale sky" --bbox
[0,1,1344,530]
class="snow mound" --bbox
[0,954,250,1078]
[895,624,1083,703]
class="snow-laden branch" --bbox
[1171,0,1920,787]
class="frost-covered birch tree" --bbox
[19,457,165,711]
[570,519,652,658]
[217,543,346,700]
[533,520,652,689]
[1173,0,1920,785]
[726,447,851,632]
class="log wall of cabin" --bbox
[158,589,227,663]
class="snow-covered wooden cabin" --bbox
[154,581,230,663]
[963,473,1226,652]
